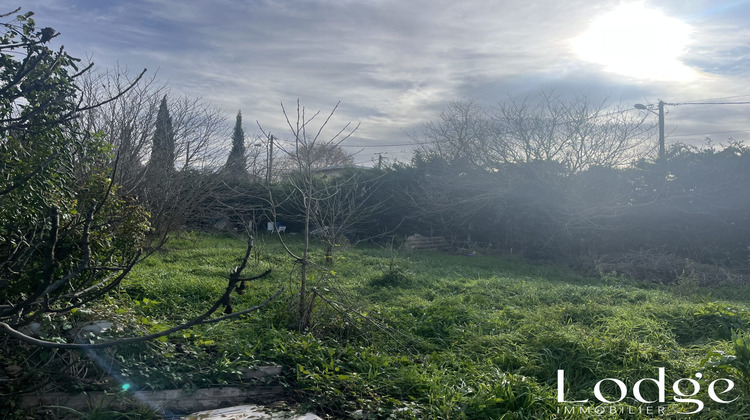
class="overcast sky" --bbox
[17,0,750,165]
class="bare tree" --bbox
[246,134,268,181]
[407,92,659,256]
[490,92,653,173]
[268,134,355,180]
[78,66,165,192]
[418,92,653,174]
[295,141,355,169]
[170,94,227,171]
[79,66,227,184]
[417,99,491,169]
[309,168,384,264]
[79,67,228,235]
[260,100,361,330]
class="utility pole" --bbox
[636,99,750,161]
[635,100,670,161]
[658,100,665,161]
[266,134,274,184]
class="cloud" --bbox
[14,0,750,160]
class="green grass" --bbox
[78,232,750,418]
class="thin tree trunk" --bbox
[299,175,312,331]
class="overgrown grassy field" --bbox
[100,232,750,418]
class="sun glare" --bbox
[572,2,697,81]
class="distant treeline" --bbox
[385,142,749,264]
[205,140,750,273]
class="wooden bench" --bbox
[406,235,450,251]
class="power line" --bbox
[674,94,750,103]
[677,101,750,105]
[670,128,750,138]
[342,141,425,148]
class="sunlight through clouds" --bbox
[19,0,750,156]
[572,2,698,82]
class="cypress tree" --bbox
[225,111,248,178]
[147,96,175,178]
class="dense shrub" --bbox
[369,142,750,272]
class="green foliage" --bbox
[41,233,745,419]
[146,96,174,177]
[0,10,151,319]
[704,331,750,383]
[368,268,410,288]
[373,140,750,269]
[0,10,80,243]
[0,11,80,130]
[224,110,248,178]
[368,253,411,288]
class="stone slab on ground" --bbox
[20,386,283,415]
[182,404,322,419]
[19,366,285,415]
